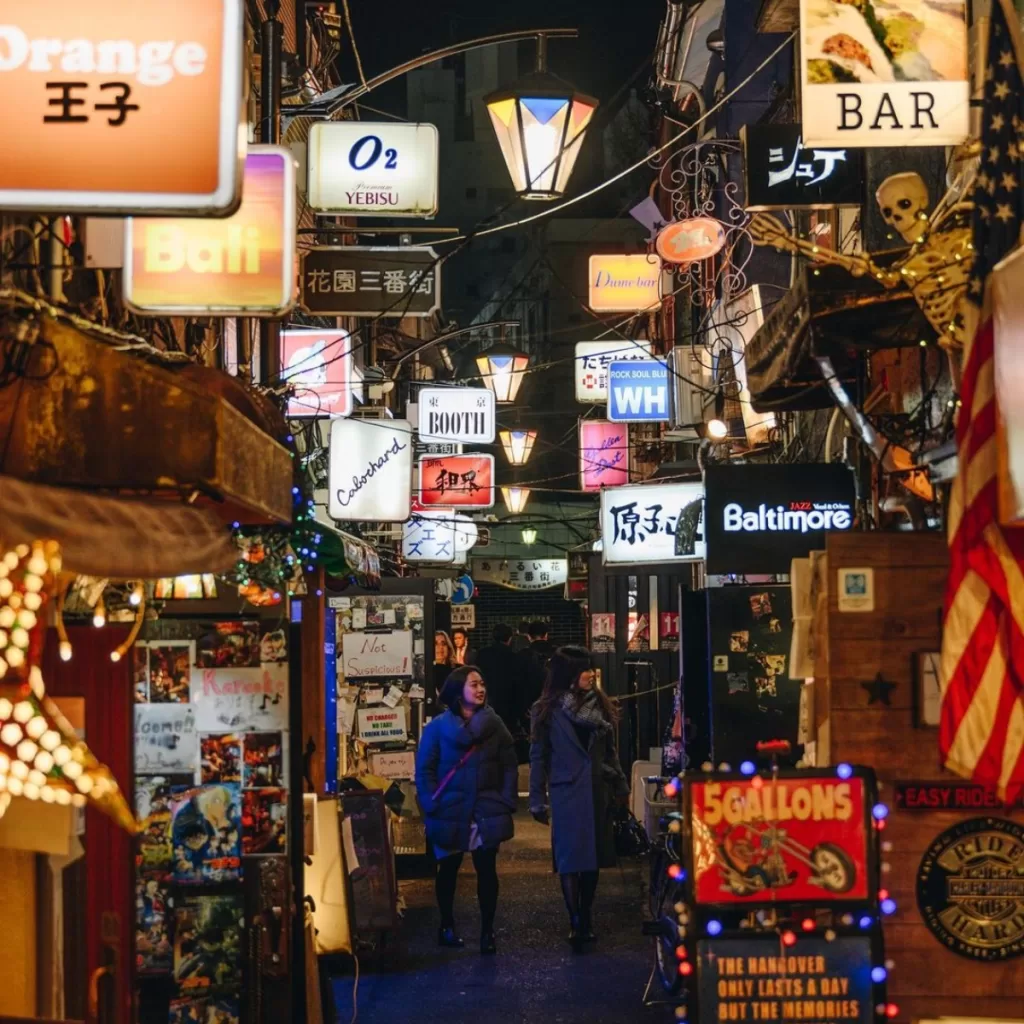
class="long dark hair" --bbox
[533,645,619,730]
[437,665,484,714]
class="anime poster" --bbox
[170,784,242,884]
[136,774,193,871]
[200,734,242,785]
[168,997,240,1024]
[150,642,194,703]
[243,732,284,788]
[133,644,149,703]
[260,628,288,663]
[135,874,173,974]
[196,621,261,669]
[242,788,287,855]
[173,893,243,994]
[689,774,870,904]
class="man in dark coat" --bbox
[474,624,520,734]
[520,620,554,725]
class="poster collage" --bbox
[134,621,290,1024]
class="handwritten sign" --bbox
[369,750,416,779]
[328,417,413,522]
[191,663,288,732]
[341,630,414,678]
[579,419,629,491]
[357,706,408,743]
[134,704,198,773]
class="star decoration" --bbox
[1009,142,1019,160]
[862,673,898,707]
[992,114,1006,132]
[989,145,1002,163]
[1002,172,1018,191]
[1000,50,1014,67]
[969,277,983,295]
[996,203,1014,222]
[995,81,1011,100]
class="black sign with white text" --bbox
[742,124,864,212]
[704,464,856,574]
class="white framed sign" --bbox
[574,340,652,403]
[417,387,495,444]
[357,706,409,743]
[402,511,457,563]
[328,418,413,522]
[192,664,289,732]
[134,704,198,773]
[450,604,476,629]
[600,482,706,565]
[799,0,969,148]
[471,558,569,590]
[369,749,416,779]
[341,630,414,678]
[307,121,439,216]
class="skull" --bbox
[875,172,930,244]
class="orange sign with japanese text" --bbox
[0,0,244,213]
[123,147,297,316]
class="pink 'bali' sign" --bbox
[579,419,629,491]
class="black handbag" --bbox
[612,807,650,858]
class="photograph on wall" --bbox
[135,874,173,975]
[242,787,287,855]
[173,893,243,995]
[169,997,240,1024]
[260,628,288,663]
[243,732,284,788]
[136,774,194,871]
[149,642,193,703]
[591,613,616,653]
[170,784,242,884]
[196,621,262,669]
[155,575,219,601]
[133,644,149,703]
[200,734,242,785]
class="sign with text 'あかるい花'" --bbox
[574,340,652,403]
[342,630,414,679]
[0,0,245,214]
[328,418,412,522]
[471,559,568,591]
[417,387,495,444]
[123,147,296,315]
[588,254,662,313]
[600,482,705,565]
[799,0,969,148]
[608,361,672,423]
[307,121,439,216]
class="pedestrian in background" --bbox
[528,646,628,951]
[511,620,532,653]
[474,624,519,735]
[416,666,518,955]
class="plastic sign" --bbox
[799,0,969,148]
[0,0,245,214]
[600,482,705,565]
[588,254,662,313]
[472,558,569,591]
[402,511,457,563]
[307,121,439,217]
[655,217,726,264]
[579,420,629,491]
[123,146,297,315]
[416,387,495,444]
[574,340,652,402]
[607,361,672,423]
[418,455,495,509]
[280,329,353,418]
[328,418,413,522]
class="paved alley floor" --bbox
[329,811,659,1023]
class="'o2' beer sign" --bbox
[307,122,439,217]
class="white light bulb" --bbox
[27,556,46,575]
[22,782,39,801]
[0,600,13,620]
[0,659,6,680]
[14,545,28,559]
[16,610,36,631]
[71,793,85,808]
[39,730,60,752]
[10,628,29,649]
[52,744,71,766]
[110,650,122,663]
[40,786,56,803]
[75,774,94,794]
[2,552,17,569]
[16,739,37,762]
[59,641,73,662]
[6,776,22,796]
[23,592,41,612]
[92,611,106,629]
[23,575,42,593]
[25,717,45,739]
[0,581,11,600]
[0,700,9,722]
[28,769,45,787]
[54,788,71,806]
[10,760,28,781]
[62,759,82,780]
[707,417,729,440]
[5,647,23,668]
[12,701,33,724]
[34,751,53,774]
[0,630,6,649]
[0,722,23,745]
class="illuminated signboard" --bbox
[418,455,495,509]
[0,0,245,214]
[600,482,706,565]
[588,254,662,313]
[280,329,353,418]
[328,418,412,523]
[123,147,296,316]
[579,420,629,491]
[574,340,652,403]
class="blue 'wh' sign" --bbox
[607,360,671,423]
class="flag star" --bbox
[992,113,1006,132]
[979,204,992,220]
[1002,172,1018,191]
[999,50,1014,67]
[987,64,996,81]
[996,203,1014,222]
[977,170,991,189]
[1010,141,1020,159]
[995,81,1011,100]
[989,145,1001,163]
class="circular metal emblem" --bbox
[916,816,1024,960]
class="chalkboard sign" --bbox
[339,790,396,935]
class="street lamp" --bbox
[476,342,529,403]
[500,429,537,466]
[501,486,531,514]
[521,528,538,545]
[485,35,598,201]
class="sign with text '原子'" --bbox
[0,0,245,214]
[600,481,705,565]
[123,147,296,315]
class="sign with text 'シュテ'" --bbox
[328,417,412,523]
[689,774,871,905]
[799,0,969,148]
[307,121,439,216]
[418,454,495,508]
[280,329,353,418]
[574,340,652,403]
[600,481,705,565]
[123,147,296,315]
[588,254,662,313]
[342,630,414,679]
[417,387,495,444]
[0,0,245,214]
[579,420,629,491]
[300,247,440,318]
[608,361,672,423]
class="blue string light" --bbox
[836,763,853,780]
[859,915,873,929]
[872,803,889,820]
[880,898,896,916]
[707,919,723,936]
[740,761,755,776]
[871,967,887,983]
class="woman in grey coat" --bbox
[416,666,517,955]
[529,646,629,950]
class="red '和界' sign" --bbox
[417,455,494,509]
[689,774,872,905]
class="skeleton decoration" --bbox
[749,170,975,349]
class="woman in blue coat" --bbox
[529,646,629,950]
[415,665,517,955]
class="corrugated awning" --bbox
[0,475,237,578]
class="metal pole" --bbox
[259,9,283,385]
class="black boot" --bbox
[579,870,599,942]
[560,873,584,951]
[480,930,497,955]
[438,926,465,948]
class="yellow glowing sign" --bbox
[588,254,663,313]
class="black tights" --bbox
[559,870,600,924]
[435,848,499,933]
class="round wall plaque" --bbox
[916,816,1024,960]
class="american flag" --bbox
[940,0,1024,801]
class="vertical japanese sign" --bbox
[0,0,245,213]
[401,511,457,563]
[799,0,969,148]
[418,455,495,509]
[574,340,652,402]
[579,420,629,491]
[123,146,296,315]
[280,329,353,418]
[600,482,706,565]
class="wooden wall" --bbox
[818,531,1024,1022]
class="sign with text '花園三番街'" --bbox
[123,147,296,315]
[0,0,245,213]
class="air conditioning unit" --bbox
[665,346,709,441]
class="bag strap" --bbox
[432,744,478,802]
